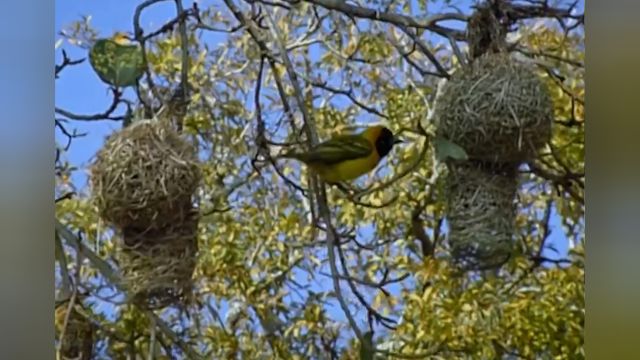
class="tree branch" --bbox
[133,0,169,101]
[398,26,449,78]
[55,49,85,79]
[299,0,467,40]
[336,244,398,330]
[302,76,389,119]
[175,0,191,133]
[55,88,124,121]
[55,220,204,359]
[261,6,364,341]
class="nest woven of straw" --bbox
[446,160,519,270]
[91,120,201,231]
[118,210,199,309]
[466,2,509,59]
[435,53,553,163]
[55,300,95,360]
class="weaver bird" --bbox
[279,125,403,183]
[111,31,132,45]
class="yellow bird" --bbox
[111,31,133,45]
[279,125,403,184]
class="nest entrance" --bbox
[446,161,519,270]
[91,120,201,231]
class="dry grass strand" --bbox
[436,53,553,163]
[446,160,519,270]
[91,120,201,232]
[118,209,200,309]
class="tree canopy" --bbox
[55,0,584,358]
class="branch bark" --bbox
[300,0,467,40]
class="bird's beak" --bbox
[393,139,405,145]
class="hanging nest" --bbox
[466,0,510,59]
[91,120,201,231]
[446,160,519,270]
[55,299,95,360]
[118,209,199,309]
[435,53,553,163]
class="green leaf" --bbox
[434,135,468,161]
[89,38,145,87]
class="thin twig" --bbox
[263,10,317,142]
[303,77,389,119]
[55,49,85,78]
[317,190,364,340]
[55,220,204,359]
[299,0,467,40]
[263,5,364,341]
[133,0,169,101]
[388,35,440,77]
[175,0,191,133]
[398,26,449,78]
[336,244,398,329]
[57,241,83,357]
[55,88,124,121]
[515,46,583,68]
[55,119,88,150]
[54,232,73,299]
[142,9,194,42]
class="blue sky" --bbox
[56,0,581,351]
[55,0,574,253]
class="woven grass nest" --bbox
[435,53,553,163]
[446,161,519,270]
[118,209,200,309]
[91,120,201,231]
[55,299,95,360]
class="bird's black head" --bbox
[375,127,402,158]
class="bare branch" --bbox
[303,77,389,119]
[55,88,125,121]
[55,119,88,150]
[55,49,85,79]
[133,0,169,101]
[411,205,434,258]
[263,9,318,143]
[388,36,440,78]
[335,244,398,330]
[260,6,364,341]
[55,220,204,359]
[57,241,83,357]
[55,192,76,203]
[447,34,468,68]
[299,0,467,40]
[398,26,450,78]
[317,190,364,340]
[174,0,191,133]
[515,46,583,68]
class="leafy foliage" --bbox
[55,1,584,358]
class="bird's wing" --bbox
[300,135,373,165]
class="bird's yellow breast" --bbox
[311,150,381,183]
